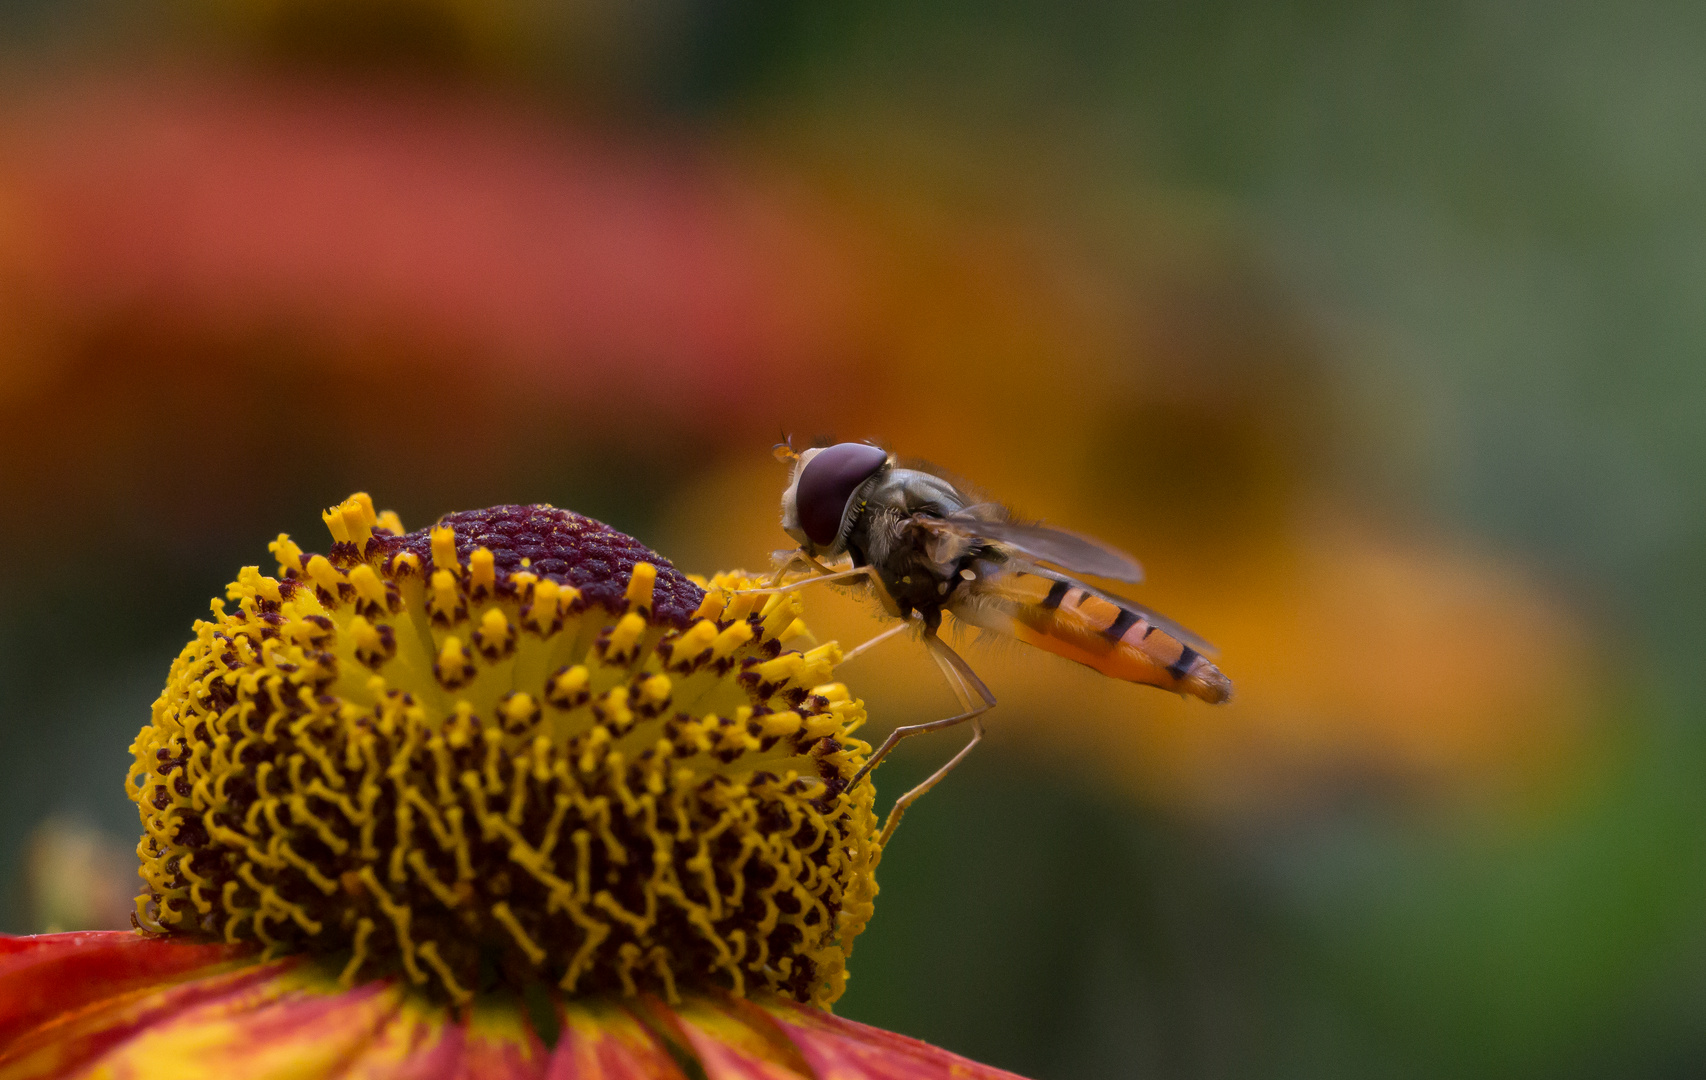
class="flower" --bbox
[0,930,1026,1078]
[0,497,1026,1078]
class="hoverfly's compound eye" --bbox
[796,442,889,547]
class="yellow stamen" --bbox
[470,547,496,593]
[269,534,304,575]
[129,500,878,1009]
[348,564,389,609]
[322,506,351,545]
[626,562,657,613]
[305,554,346,595]
[431,526,459,575]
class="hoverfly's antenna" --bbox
[773,431,799,464]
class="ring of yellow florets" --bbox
[129,497,879,1008]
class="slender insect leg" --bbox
[765,550,813,587]
[733,565,872,596]
[839,618,912,664]
[877,718,983,847]
[796,551,847,576]
[764,547,846,586]
[873,633,995,844]
[880,716,989,849]
[756,548,914,622]
[931,631,997,719]
[850,629,997,789]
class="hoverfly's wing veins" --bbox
[943,514,1144,583]
[957,566,1231,704]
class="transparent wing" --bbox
[942,513,1144,583]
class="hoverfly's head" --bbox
[780,441,890,557]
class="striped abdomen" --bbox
[966,571,1232,704]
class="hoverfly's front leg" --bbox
[764,548,823,587]
[722,549,870,597]
[730,563,872,597]
[727,548,913,666]
[849,629,997,845]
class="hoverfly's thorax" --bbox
[840,468,985,623]
[878,469,971,518]
[780,442,890,557]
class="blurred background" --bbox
[1,2,1702,1076]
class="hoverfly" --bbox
[747,441,1232,843]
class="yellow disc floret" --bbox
[129,497,878,1008]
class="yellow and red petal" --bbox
[0,932,250,1048]
[51,974,405,1080]
[1,934,1032,1080]
[1,934,443,1080]
[624,995,1030,1080]
[759,997,1030,1080]
[547,1002,687,1080]
[634,995,810,1080]
[334,995,548,1080]
[1,955,296,1079]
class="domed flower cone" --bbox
[0,499,1025,1079]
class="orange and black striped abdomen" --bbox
[1000,573,1232,704]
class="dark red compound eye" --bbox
[797,443,888,547]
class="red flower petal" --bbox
[0,935,551,1080]
[0,932,250,1048]
[761,997,1031,1080]
[0,935,1035,1080]
[62,969,406,1079]
[0,957,294,1079]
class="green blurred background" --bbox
[1,2,1703,1076]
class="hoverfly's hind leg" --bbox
[873,632,994,845]
[848,629,996,846]
[876,716,984,847]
